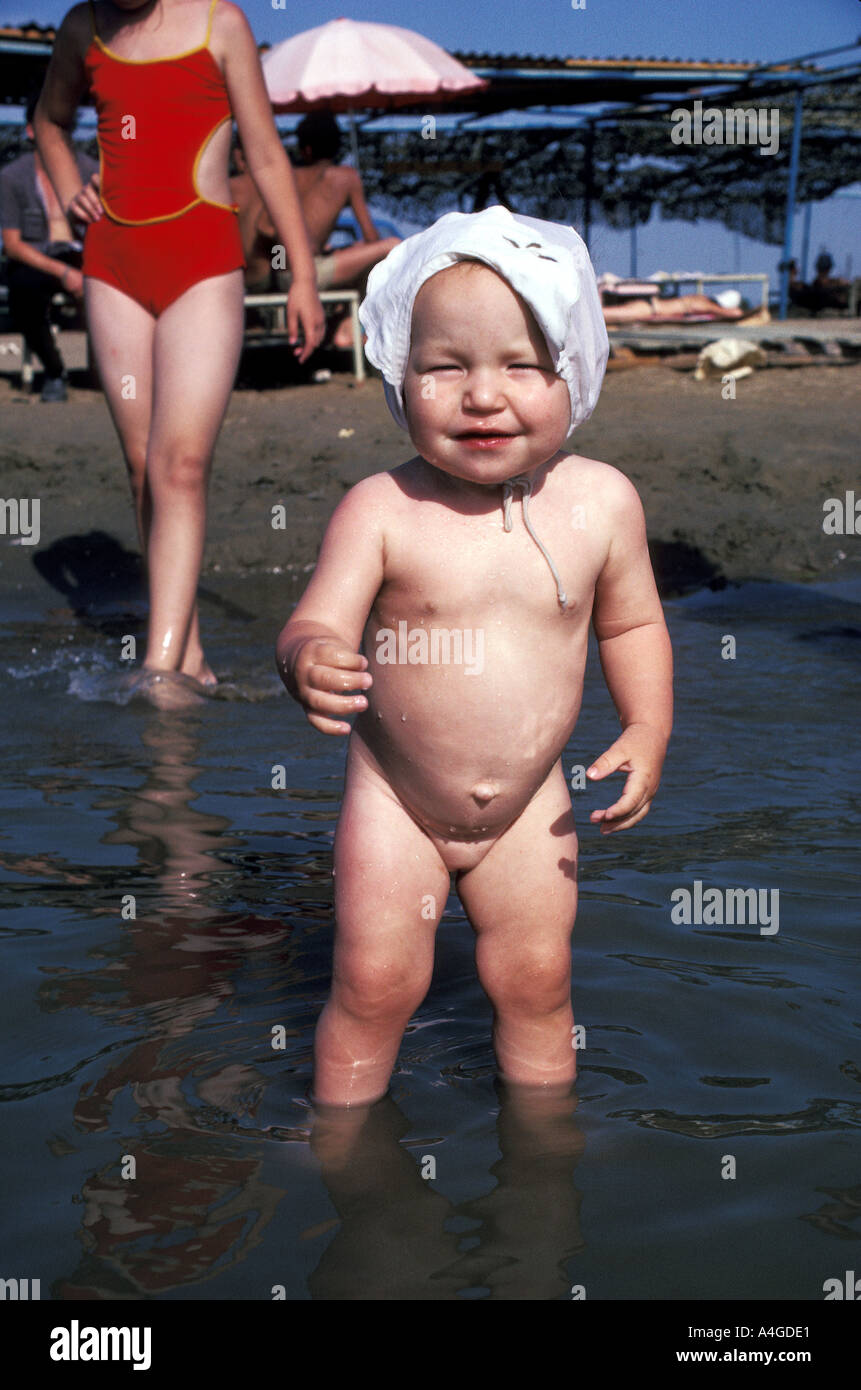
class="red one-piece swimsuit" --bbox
[82,0,246,317]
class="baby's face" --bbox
[403,263,571,490]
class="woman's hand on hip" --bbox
[66,171,103,225]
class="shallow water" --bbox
[1,565,859,1300]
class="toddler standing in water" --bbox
[276,206,673,1107]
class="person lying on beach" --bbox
[232,112,399,349]
[276,205,673,1107]
[598,273,769,325]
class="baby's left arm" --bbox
[587,471,673,834]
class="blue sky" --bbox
[8,0,860,65]
[5,0,859,283]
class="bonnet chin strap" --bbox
[501,474,569,610]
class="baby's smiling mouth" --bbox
[454,429,518,450]
[455,428,517,439]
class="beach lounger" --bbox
[243,289,366,382]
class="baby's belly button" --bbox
[427,781,513,838]
[361,722,521,828]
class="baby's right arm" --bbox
[275,476,386,735]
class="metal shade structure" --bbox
[2,20,858,315]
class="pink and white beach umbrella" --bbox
[261,17,487,113]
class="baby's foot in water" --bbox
[129,667,211,710]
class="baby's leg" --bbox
[314,751,450,1106]
[457,760,579,1087]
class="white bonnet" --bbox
[359,205,609,438]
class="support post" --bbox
[779,90,804,320]
[582,122,594,252]
[347,109,360,174]
[800,201,812,282]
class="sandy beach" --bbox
[2,359,858,600]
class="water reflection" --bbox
[40,711,295,1296]
[309,1080,585,1300]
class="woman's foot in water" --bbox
[129,667,211,709]
[180,651,218,688]
[180,612,218,688]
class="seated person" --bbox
[787,253,849,315]
[230,112,399,348]
[0,87,97,401]
[598,272,768,325]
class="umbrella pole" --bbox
[347,108,361,174]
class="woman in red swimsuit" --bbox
[34,0,325,705]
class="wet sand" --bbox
[1,361,858,599]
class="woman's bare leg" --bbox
[83,276,155,550]
[83,277,212,679]
[144,269,244,679]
